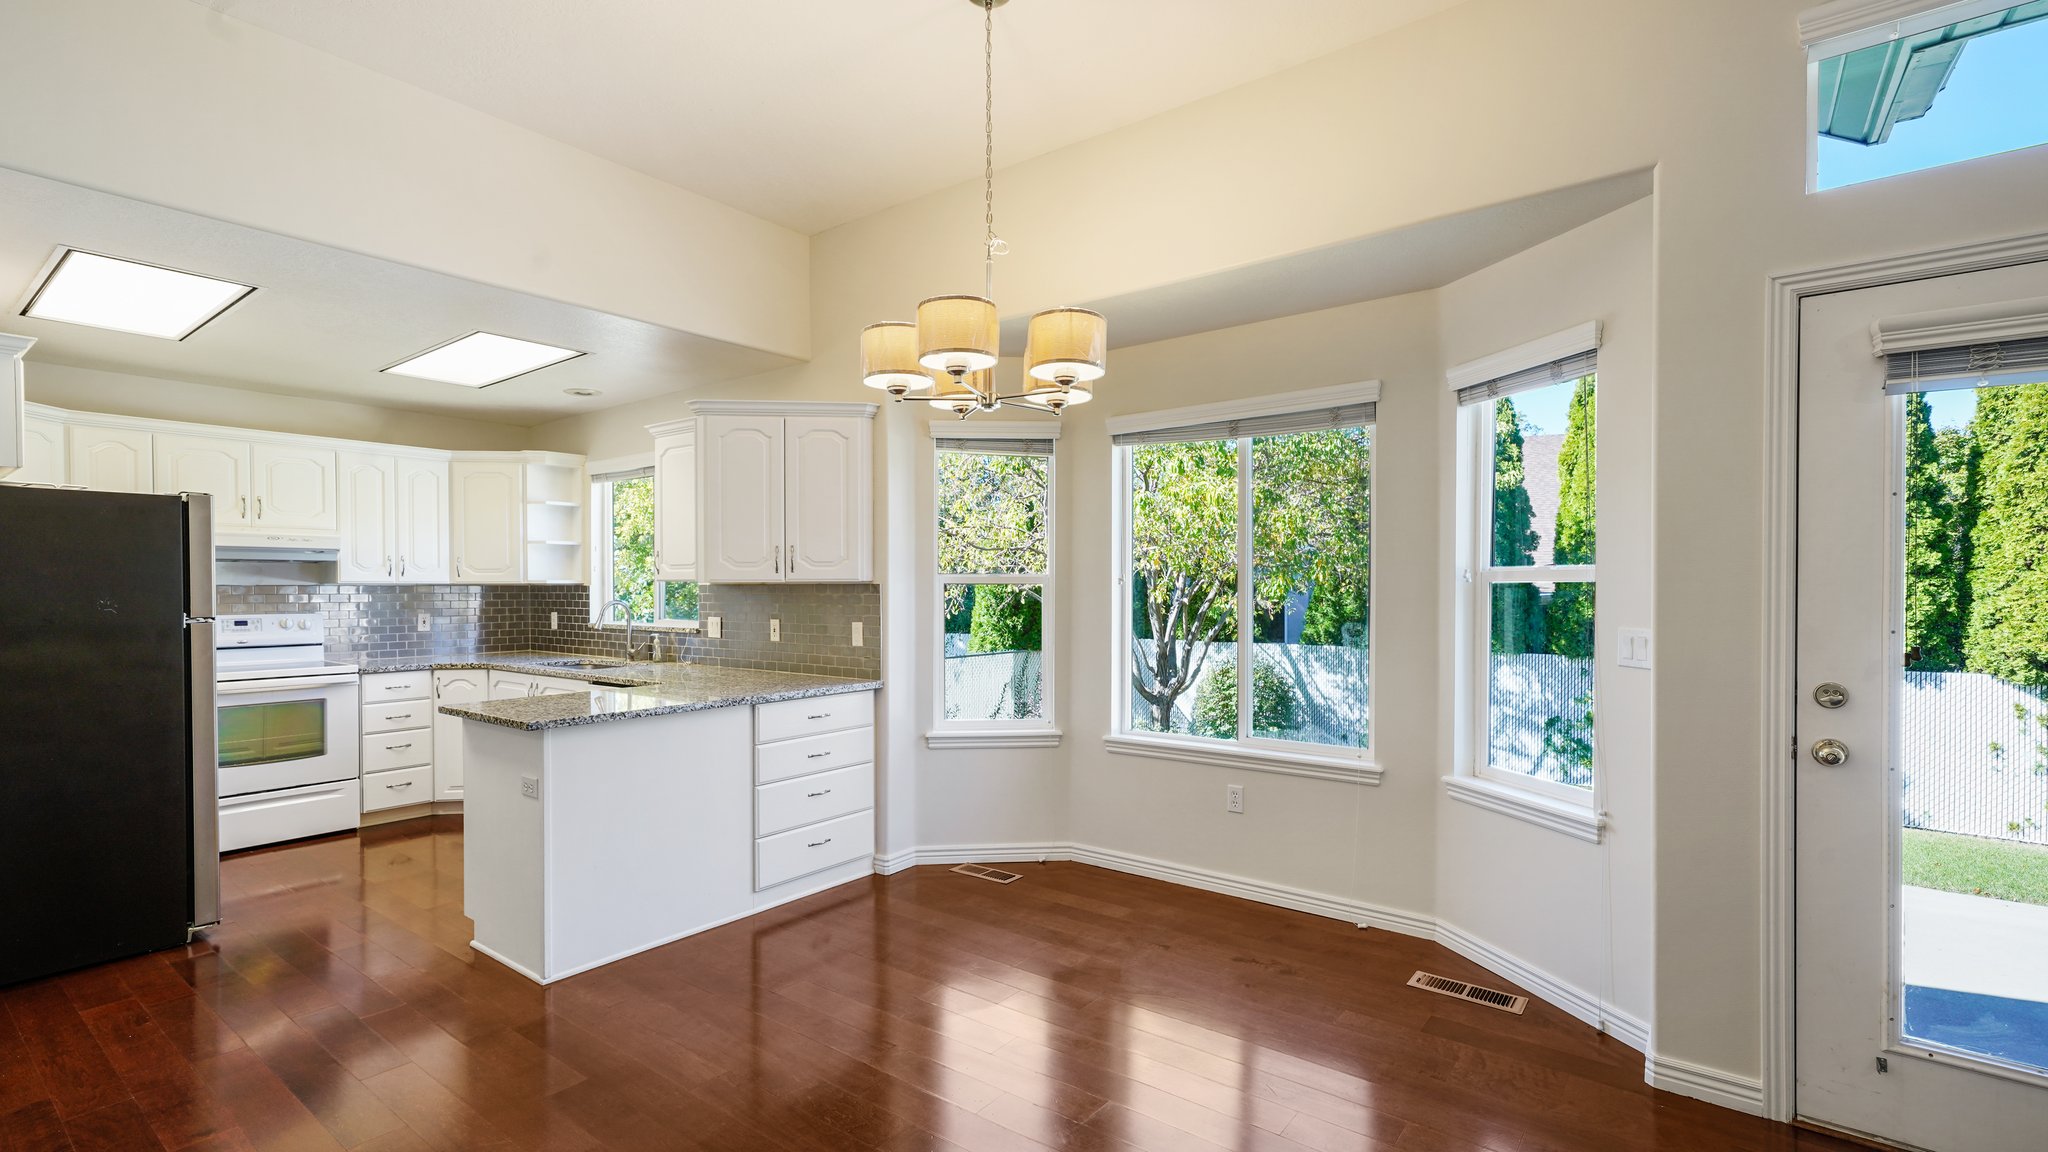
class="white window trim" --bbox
[588,457,700,632]
[1451,384,1606,840]
[1108,384,1379,780]
[928,422,1061,749]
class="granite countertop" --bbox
[399,654,880,731]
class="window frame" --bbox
[1106,383,1380,784]
[587,461,699,632]
[928,422,1060,749]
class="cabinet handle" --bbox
[386,556,394,577]
[806,789,832,797]
[386,780,414,790]
[806,837,833,848]
[383,684,409,691]
[386,742,412,751]
[806,751,831,759]
[256,496,264,519]
[806,713,830,721]
[400,556,407,577]
[455,557,463,578]
[239,496,247,518]
[774,544,780,573]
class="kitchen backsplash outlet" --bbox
[213,582,882,679]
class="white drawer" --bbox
[756,762,873,837]
[361,764,433,812]
[363,699,433,734]
[756,691,874,744]
[755,808,874,891]
[362,727,432,773]
[756,726,873,785]
[362,670,431,701]
[218,779,360,853]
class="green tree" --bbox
[1965,382,2048,687]
[939,448,1050,651]
[968,586,1041,652]
[1904,393,1969,669]
[608,476,658,621]
[1491,399,1545,654]
[1191,661,1299,740]
[1545,377,1597,657]
[1128,428,1370,731]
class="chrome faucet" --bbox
[599,598,649,661]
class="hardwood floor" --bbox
[1,817,1860,1152]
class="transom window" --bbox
[934,431,1056,734]
[1112,387,1376,760]
[590,468,697,627]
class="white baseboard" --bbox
[1646,1053,1765,1116]
[1604,1006,1652,1055]
[1069,843,1437,940]
[1436,921,1605,1029]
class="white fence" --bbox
[943,647,1045,721]
[1903,672,2048,845]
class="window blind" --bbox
[934,437,1056,456]
[591,465,654,484]
[1883,336,2048,394]
[1453,348,1599,408]
[1107,401,1376,447]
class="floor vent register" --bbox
[951,863,1023,884]
[1407,971,1528,1014]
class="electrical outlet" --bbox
[550,611,559,630]
[706,615,722,639]
[770,618,781,642]
[416,612,430,632]
[520,776,540,800]
[851,621,864,647]
[1226,784,1244,814]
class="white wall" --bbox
[28,361,530,451]
[0,0,809,359]
[1434,198,1656,1039]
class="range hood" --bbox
[214,532,342,562]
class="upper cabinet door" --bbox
[250,443,337,531]
[1,417,65,486]
[154,433,251,526]
[396,457,451,583]
[66,426,154,493]
[450,462,522,583]
[784,416,871,582]
[652,427,699,582]
[700,415,785,582]
[335,451,397,583]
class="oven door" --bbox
[215,675,360,797]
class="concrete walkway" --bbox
[1902,884,2048,1004]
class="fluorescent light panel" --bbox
[383,332,585,388]
[22,249,255,340]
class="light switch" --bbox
[706,615,722,639]
[769,618,781,642]
[1618,628,1652,670]
[851,621,864,647]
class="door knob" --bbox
[1811,738,1849,766]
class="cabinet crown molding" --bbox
[0,334,35,358]
[686,400,878,419]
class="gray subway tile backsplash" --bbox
[213,582,882,679]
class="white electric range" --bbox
[213,613,361,851]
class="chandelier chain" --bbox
[982,0,997,298]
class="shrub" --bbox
[1192,661,1299,739]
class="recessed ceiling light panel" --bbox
[383,332,585,388]
[21,249,256,340]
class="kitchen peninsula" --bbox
[438,661,880,984]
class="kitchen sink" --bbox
[531,657,626,670]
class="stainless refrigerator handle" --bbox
[188,627,221,935]
[182,492,216,619]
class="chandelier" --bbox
[859,0,1106,418]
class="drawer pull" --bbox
[385,714,410,721]
[383,684,410,691]
[806,789,832,798]
[386,742,412,751]
[806,751,831,759]
[806,837,833,848]
[386,781,414,790]
[806,713,830,721]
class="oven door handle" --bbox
[217,676,358,695]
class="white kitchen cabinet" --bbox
[651,422,698,582]
[396,457,451,582]
[0,334,32,481]
[751,689,876,891]
[699,414,784,582]
[784,416,870,581]
[336,451,397,582]
[1,416,64,486]
[67,426,154,493]
[433,670,486,803]
[154,433,251,526]
[486,671,590,699]
[360,671,434,814]
[451,461,522,583]
[251,443,337,531]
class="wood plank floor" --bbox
[0,816,1861,1152]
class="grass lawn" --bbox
[1903,829,2048,906]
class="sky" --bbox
[1816,14,2048,190]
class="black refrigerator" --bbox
[0,486,220,986]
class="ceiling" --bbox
[0,167,798,425]
[189,0,1466,234]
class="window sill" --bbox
[1442,775,1605,843]
[926,728,1063,750]
[1103,733,1381,785]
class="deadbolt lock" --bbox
[1811,738,1849,767]
[1814,683,1847,709]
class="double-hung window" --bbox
[1454,325,1599,810]
[1108,384,1377,779]
[590,466,698,627]
[931,424,1057,745]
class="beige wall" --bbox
[28,362,531,451]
